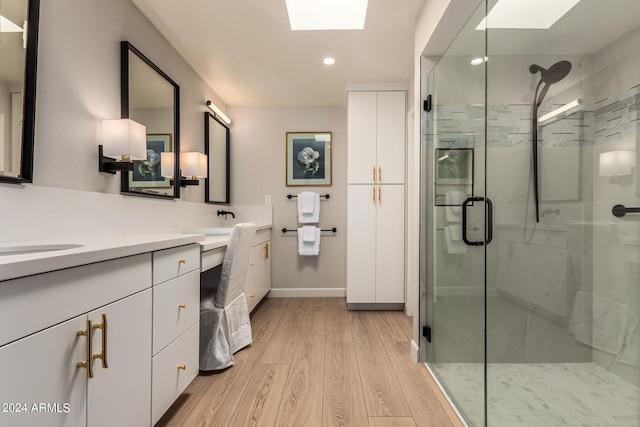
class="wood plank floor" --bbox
[156,297,463,427]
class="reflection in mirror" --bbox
[120,41,180,198]
[205,112,230,204]
[0,0,39,183]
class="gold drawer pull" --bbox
[92,314,108,369]
[378,165,382,182]
[263,243,269,259]
[177,364,186,370]
[372,165,376,182]
[76,320,93,379]
[178,259,186,264]
[178,304,186,309]
[372,186,376,202]
[378,186,382,202]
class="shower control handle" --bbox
[462,196,493,246]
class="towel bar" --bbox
[281,227,337,233]
[287,194,330,199]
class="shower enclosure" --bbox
[420,1,640,425]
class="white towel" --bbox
[299,191,315,213]
[298,227,320,256]
[302,225,316,242]
[444,226,466,254]
[298,193,320,223]
[445,191,466,222]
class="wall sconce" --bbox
[160,152,207,186]
[99,119,146,174]
[206,100,232,125]
[599,150,634,176]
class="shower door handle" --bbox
[462,196,493,246]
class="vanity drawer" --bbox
[153,244,200,285]
[254,228,271,245]
[152,322,199,425]
[152,270,200,355]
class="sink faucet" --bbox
[217,210,235,219]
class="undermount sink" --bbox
[0,244,84,256]
[182,227,234,236]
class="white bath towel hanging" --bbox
[298,192,320,223]
[298,227,320,256]
[302,225,316,242]
[299,191,315,213]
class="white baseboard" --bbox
[411,340,420,363]
[269,288,346,298]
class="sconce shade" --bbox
[160,152,174,178]
[181,152,208,179]
[102,119,146,161]
[599,150,633,176]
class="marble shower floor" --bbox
[431,362,640,427]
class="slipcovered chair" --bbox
[199,222,257,371]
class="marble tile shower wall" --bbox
[432,84,640,366]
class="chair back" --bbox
[214,222,257,308]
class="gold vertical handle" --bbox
[372,186,376,203]
[372,165,376,182]
[378,186,382,202]
[378,166,382,182]
[92,314,108,369]
[77,320,93,379]
[263,243,269,259]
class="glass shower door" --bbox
[421,3,488,425]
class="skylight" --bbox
[285,0,368,31]
[476,0,581,30]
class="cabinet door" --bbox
[347,185,377,303]
[376,91,406,184]
[347,91,378,184]
[0,316,87,427]
[246,241,270,312]
[375,185,405,303]
[87,289,152,427]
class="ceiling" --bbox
[130,0,426,107]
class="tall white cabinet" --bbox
[346,89,406,308]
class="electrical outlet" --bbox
[265,195,271,205]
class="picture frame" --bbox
[129,134,172,188]
[286,132,332,186]
[435,147,474,185]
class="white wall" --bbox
[229,106,347,293]
[32,0,227,205]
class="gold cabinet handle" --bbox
[372,165,376,182]
[372,186,376,202]
[378,186,382,202]
[92,314,108,369]
[378,166,382,182]
[263,243,269,259]
[177,364,186,370]
[178,259,186,264]
[178,304,186,309]
[77,320,93,379]
[247,294,255,299]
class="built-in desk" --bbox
[195,227,272,312]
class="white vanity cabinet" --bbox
[245,229,271,313]
[151,244,200,425]
[0,254,152,427]
[346,88,406,308]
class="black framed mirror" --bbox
[204,111,230,204]
[120,41,180,198]
[0,0,40,184]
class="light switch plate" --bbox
[265,195,271,205]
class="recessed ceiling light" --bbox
[323,57,336,66]
[476,0,581,30]
[285,0,368,31]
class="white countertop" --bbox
[195,224,272,252]
[0,234,205,282]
